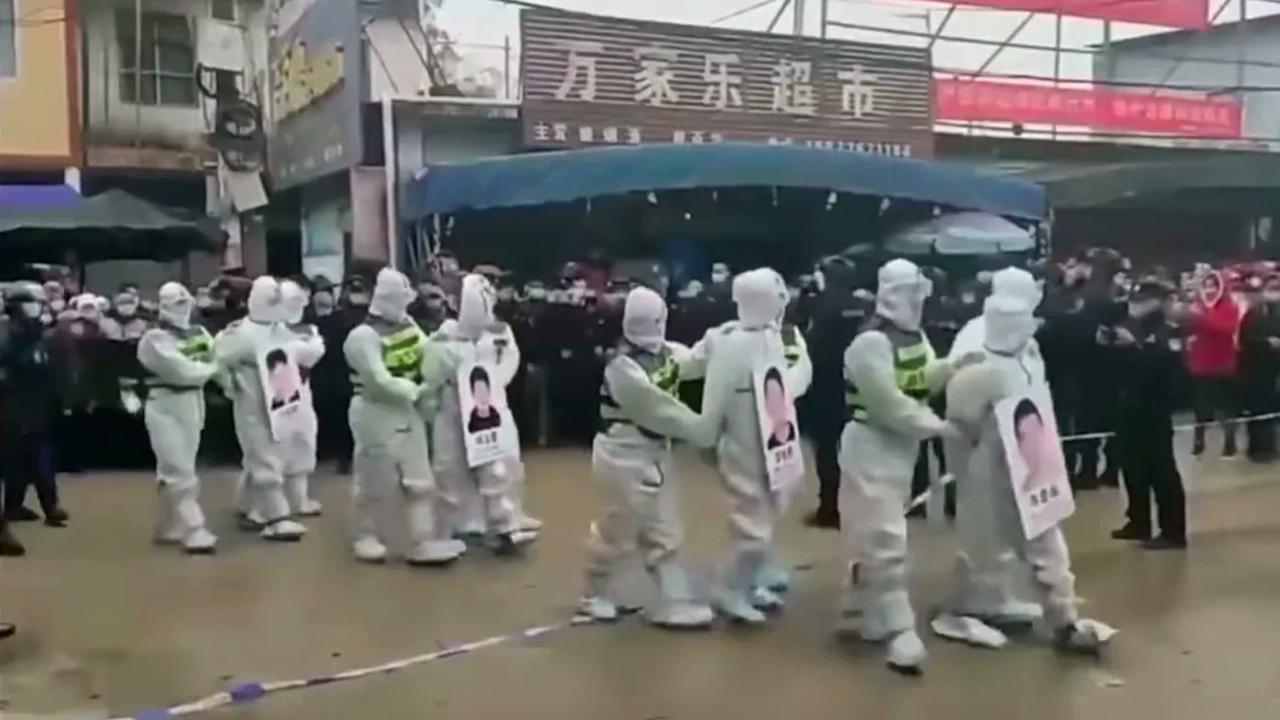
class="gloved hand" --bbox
[389,377,422,404]
[936,421,966,442]
[951,351,986,371]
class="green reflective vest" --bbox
[845,323,934,423]
[352,321,426,390]
[599,343,679,438]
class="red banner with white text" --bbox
[949,0,1207,29]
[935,79,1243,138]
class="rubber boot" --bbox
[353,536,389,563]
[715,550,767,625]
[578,570,620,622]
[886,630,927,675]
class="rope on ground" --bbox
[113,617,594,720]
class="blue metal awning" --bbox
[403,143,1048,221]
[0,184,83,213]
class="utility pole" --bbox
[820,0,828,38]
[134,0,143,147]
[793,0,805,36]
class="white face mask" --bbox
[117,303,138,318]
[21,302,42,320]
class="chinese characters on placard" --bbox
[549,40,881,119]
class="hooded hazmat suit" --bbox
[579,287,717,628]
[944,268,1046,628]
[280,280,325,517]
[689,268,798,624]
[939,286,1113,654]
[214,277,307,541]
[137,283,220,553]
[344,268,463,565]
[427,274,527,555]
[839,258,960,673]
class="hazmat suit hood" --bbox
[280,280,308,325]
[247,276,281,324]
[732,268,788,329]
[457,273,497,339]
[158,282,194,330]
[876,258,932,332]
[623,286,667,353]
[982,293,1036,356]
[990,267,1043,313]
[369,268,414,324]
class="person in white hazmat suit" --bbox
[838,258,967,674]
[941,268,1047,631]
[693,268,798,625]
[137,282,220,554]
[279,280,325,517]
[427,274,528,556]
[345,268,465,565]
[578,287,717,628]
[935,277,1115,655]
[215,277,307,541]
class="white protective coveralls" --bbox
[943,268,1047,629]
[839,258,959,673]
[579,287,717,628]
[428,274,527,555]
[280,280,325,517]
[137,283,220,553]
[693,268,797,625]
[215,277,307,541]
[345,268,464,565]
[938,283,1115,654]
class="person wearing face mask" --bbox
[137,283,221,554]
[681,268,795,624]
[1237,273,1280,463]
[100,291,150,341]
[802,257,871,529]
[578,286,717,628]
[215,277,308,542]
[427,274,529,556]
[409,281,450,333]
[49,294,107,473]
[345,268,463,565]
[935,278,1115,655]
[44,281,68,320]
[1,284,68,528]
[838,259,971,674]
[280,280,326,516]
[1102,280,1186,550]
[1186,269,1242,459]
[307,276,352,472]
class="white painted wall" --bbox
[82,0,269,149]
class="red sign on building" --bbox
[949,0,1207,29]
[936,79,1243,138]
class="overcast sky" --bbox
[435,0,1269,86]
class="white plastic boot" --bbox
[751,586,786,612]
[1055,619,1117,657]
[757,556,791,594]
[836,563,865,634]
[407,539,465,566]
[353,536,389,563]
[261,518,307,541]
[287,474,323,517]
[648,562,713,629]
[578,596,621,622]
[715,550,767,625]
[931,613,1008,650]
[886,630,927,675]
[183,527,218,555]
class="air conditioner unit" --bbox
[199,19,247,72]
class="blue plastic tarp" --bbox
[403,143,1047,221]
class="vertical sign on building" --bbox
[520,9,935,158]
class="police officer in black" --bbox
[803,257,870,528]
[1,285,68,528]
[1101,279,1186,550]
[1239,273,1280,462]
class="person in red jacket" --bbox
[1186,270,1242,457]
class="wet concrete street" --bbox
[3,436,1280,720]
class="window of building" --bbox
[116,10,197,106]
[1,0,17,79]
[211,0,238,23]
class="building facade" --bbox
[0,0,80,174]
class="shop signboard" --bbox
[521,9,934,158]
[268,0,363,189]
[936,78,1243,138]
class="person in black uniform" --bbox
[1239,273,1280,462]
[1,285,68,528]
[1102,280,1186,550]
[802,256,870,529]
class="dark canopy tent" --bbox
[0,188,222,264]
[401,143,1047,279]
